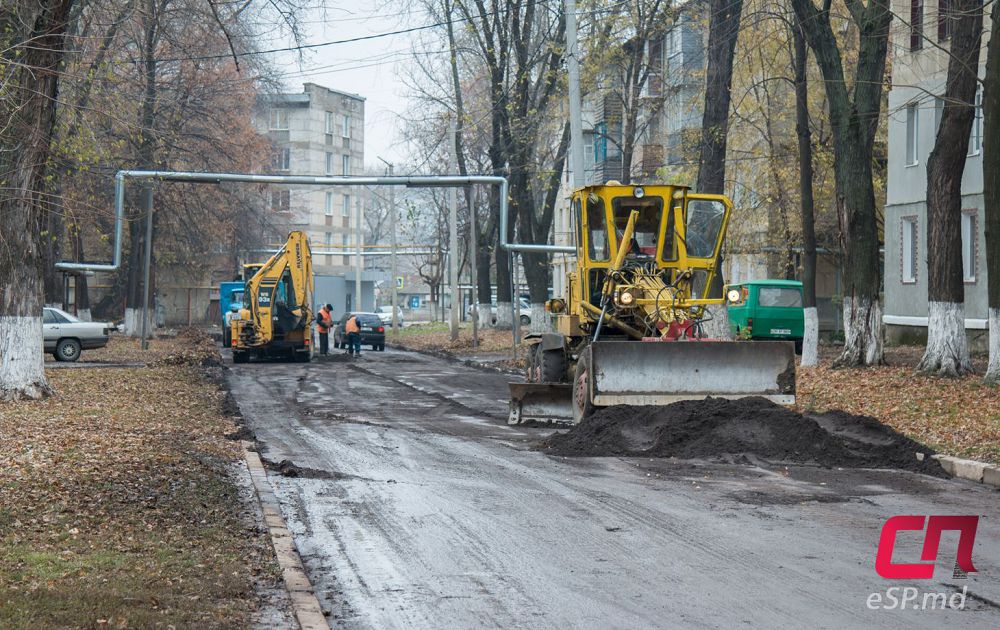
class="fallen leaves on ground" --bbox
[393,323,521,355]
[1,331,280,628]
[798,346,1000,463]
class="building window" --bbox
[325,192,334,216]
[342,115,351,138]
[342,154,350,176]
[270,189,290,213]
[274,147,290,171]
[269,108,288,130]
[325,152,334,175]
[962,211,976,282]
[938,0,951,41]
[324,232,332,247]
[905,103,919,166]
[342,194,351,217]
[969,88,983,155]
[910,0,924,51]
[342,233,350,265]
[901,216,918,283]
[325,111,334,135]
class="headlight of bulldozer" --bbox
[617,290,635,306]
[727,289,741,303]
[545,298,566,313]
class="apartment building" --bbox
[256,83,376,314]
[883,0,990,347]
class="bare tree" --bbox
[790,0,891,367]
[0,0,76,400]
[792,16,820,366]
[917,0,983,377]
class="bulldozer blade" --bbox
[586,340,796,407]
[508,382,574,425]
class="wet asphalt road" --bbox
[226,348,1000,629]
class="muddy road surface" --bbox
[227,349,1000,629]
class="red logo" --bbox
[876,515,979,579]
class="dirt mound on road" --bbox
[544,397,945,475]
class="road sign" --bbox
[396,276,404,290]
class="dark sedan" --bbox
[333,312,385,352]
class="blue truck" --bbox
[219,280,244,347]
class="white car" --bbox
[377,306,404,327]
[43,307,113,362]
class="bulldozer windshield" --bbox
[611,197,670,261]
[585,195,610,262]
[685,199,726,259]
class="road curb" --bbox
[243,444,328,630]
[932,454,1000,488]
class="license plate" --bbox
[362,327,373,331]
[770,328,791,335]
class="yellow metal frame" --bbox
[567,184,731,327]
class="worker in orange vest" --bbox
[344,312,362,356]
[316,304,333,355]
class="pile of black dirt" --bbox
[544,397,945,475]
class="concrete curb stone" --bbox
[243,444,329,630]
[932,454,1000,488]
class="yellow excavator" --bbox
[510,183,796,424]
[231,231,314,363]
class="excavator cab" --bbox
[510,183,795,425]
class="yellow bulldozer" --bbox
[231,231,314,363]
[509,183,796,424]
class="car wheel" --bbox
[378,344,385,352]
[520,314,531,326]
[55,338,81,362]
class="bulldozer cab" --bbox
[573,184,730,319]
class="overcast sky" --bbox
[269,5,431,172]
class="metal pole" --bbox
[139,185,154,349]
[566,0,586,190]
[449,122,460,341]
[379,160,399,337]
[355,191,362,310]
[469,185,479,349]
[511,251,520,347]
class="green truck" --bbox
[726,280,805,353]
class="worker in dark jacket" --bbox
[316,304,333,355]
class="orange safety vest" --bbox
[316,309,332,333]
[345,315,360,334]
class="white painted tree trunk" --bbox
[495,301,513,330]
[476,302,492,329]
[917,301,972,376]
[801,306,819,367]
[76,308,91,322]
[0,316,48,401]
[984,307,1000,384]
[700,305,733,339]
[837,296,884,366]
[529,303,549,333]
[122,307,153,337]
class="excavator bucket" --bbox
[508,382,574,425]
[585,340,796,407]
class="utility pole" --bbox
[378,157,398,338]
[566,0,586,190]
[355,190,362,310]
[449,121,460,341]
[469,185,479,349]
[139,186,154,350]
